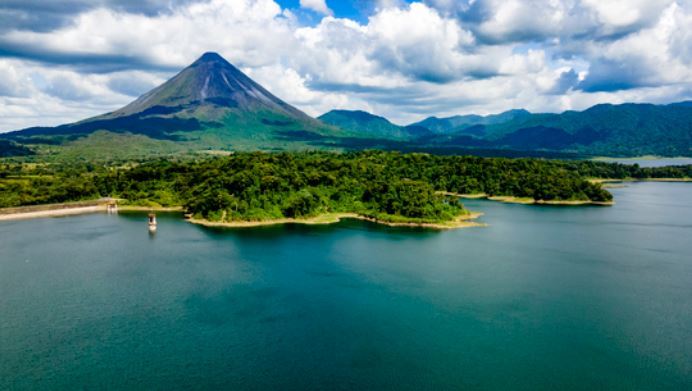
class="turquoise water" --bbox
[1,182,691,390]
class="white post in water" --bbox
[148,213,157,233]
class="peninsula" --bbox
[3,151,691,230]
[0,151,635,228]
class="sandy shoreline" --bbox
[189,212,485,230]
[438,192,613,206]
[0,205,108,221]
[0,202,483,230]
[0,202,182,222]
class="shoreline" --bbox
[0,205,107,221]
[0,202,484,229]
[117,205,185,212]
[189,212,485,230]
[7,176,688,222]
[590,178,692,184]
[591,155,692,162]
[0,202,183,222]
[438,192,614,206]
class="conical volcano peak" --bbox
[8,51,338,148]
[194,52,227,65]
[107,52,312,121]
[189,51,241,75]
[200,51,223,60]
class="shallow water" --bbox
[1,182,691,390]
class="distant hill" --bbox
[0,140,33,157]
[441,103,692,156]
[317,103,691,156]
[318,110,430,140]
[411,109,531,136]
[4,52,342,157]
[1,52,690,158]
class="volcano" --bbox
[8,52,336,150]
[105,52,313,121]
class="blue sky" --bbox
[0,0,690,131]
[278,0,367,21]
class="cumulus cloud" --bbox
[549,69,580,95]
[367,3,476,82]
[578,2,692,92]
[300,0,332,15]
[107,71,166,97]
[425,0,677,43]
[0,58,135,130]
[0,0,207,34]
[0,0,690,131]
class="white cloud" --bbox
[581,0,671,31]
[578,2,692,92]
[0,61,31,98]
[426,0,677,43]
[245,64,353,116]
[0,0,690,131]
[367,3,476,82]
[2,0,293,69]
[299,0,332,15]
[374,0,407,11]
[0,58,169,131]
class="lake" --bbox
[593,157,692,168]
[1,182,691,390]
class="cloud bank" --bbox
[0,0,690,131]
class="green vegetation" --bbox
[1,52,346,160]
[3,152,690,223]
[563,160,692,179]
[0,140,34,157]
[482,103,692,156]
[9,100,691,160]
[0,153,610,218]
[2,50,689,159]
[411,103,692,156]
[318,110,425,140]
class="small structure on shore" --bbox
[107,200,118,214]
[148,213,157,233]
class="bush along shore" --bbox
[1,151,690,228]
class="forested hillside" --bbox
[1,152,659,226]
[4,152,691,224]
[318,102,692,157]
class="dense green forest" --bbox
[2,152,690,223]
[564,160,692,179]
[316,103,692,157]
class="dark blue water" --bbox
[1,182,691,390]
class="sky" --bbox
[0,0,691,131]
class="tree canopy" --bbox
[3,152,688,223]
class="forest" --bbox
[1,152,690,224]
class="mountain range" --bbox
[319,103,692,156]
[1,52,691,159]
